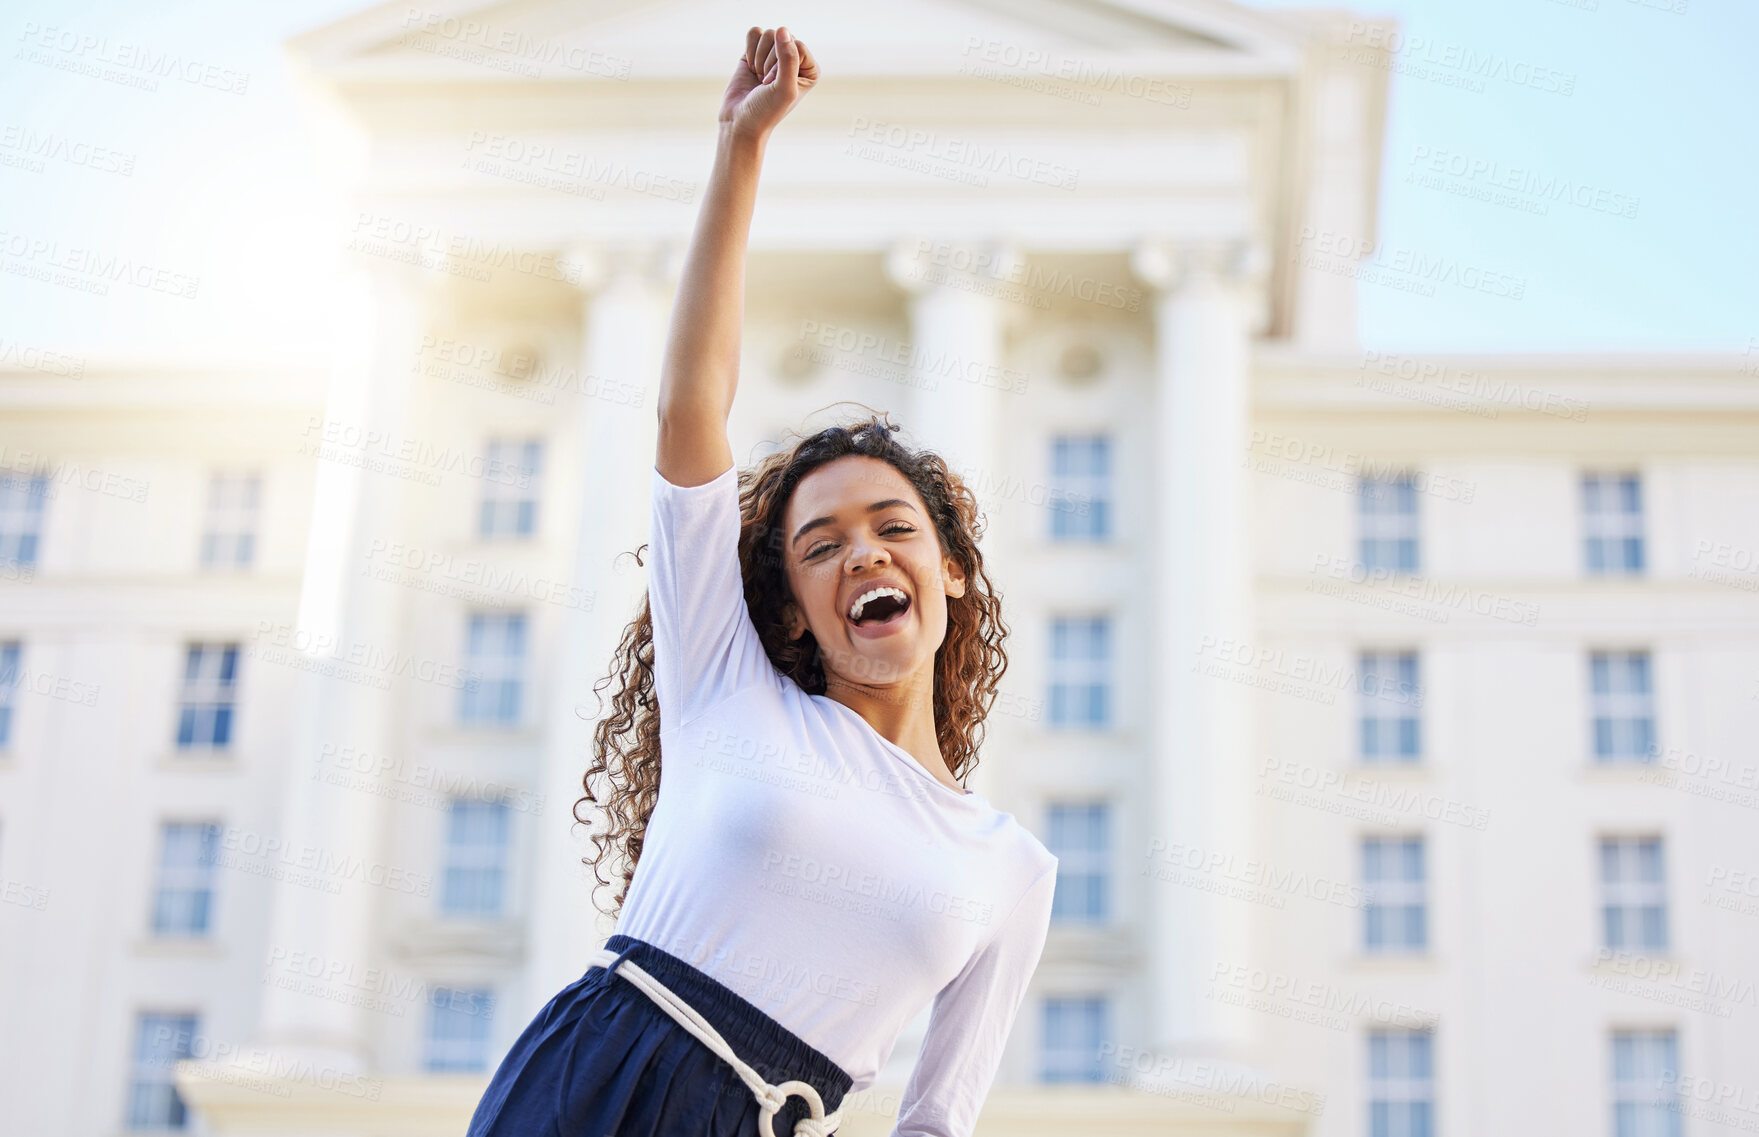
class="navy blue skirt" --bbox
[466,934,855,1137]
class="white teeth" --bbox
[849,586,908,622]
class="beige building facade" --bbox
[2,2,1756,1135]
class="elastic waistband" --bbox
[589,934,853,1112]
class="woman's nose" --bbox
[846,539,887,568]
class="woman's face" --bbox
[780,455,966,692]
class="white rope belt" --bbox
[587,946,844,1137]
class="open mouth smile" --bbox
[846,583,912,639]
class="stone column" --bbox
[255,254,437,1068]
[524,243,673,1004]
[1130,237,1266,1057]
[882,238,1021,523]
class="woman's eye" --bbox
[804,524,914,560]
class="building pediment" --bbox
[287,0,1310,83]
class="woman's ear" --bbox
[943,554,967,600]
[783,600,806,640]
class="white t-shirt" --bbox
[613,462,1058,1137]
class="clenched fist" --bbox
[719,26,818,141]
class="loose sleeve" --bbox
[887,864,1058,1137]
[648,463,780,729]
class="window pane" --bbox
[478,439,543,540]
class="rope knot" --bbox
[794,1112,843,1137]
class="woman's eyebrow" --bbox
[792,499,919,546]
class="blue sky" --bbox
[1237,0,1758,352]
[1,0,1751,362]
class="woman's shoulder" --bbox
[1016,824,1058,880]
[975,803,1058,881]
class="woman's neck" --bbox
[822,670,965,793]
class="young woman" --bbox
[467,26,1057,1137]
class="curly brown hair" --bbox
[571,410,1010,917]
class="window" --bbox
[1046,802,1109,924]
[1601,836,1667,952]
[0,640,19,747]
[1611,1029,1681,1137]
[1048,616,1110,729]
[1040,996,1108,1083]
[441,799,511,918]
[1369,1027,1434,1137]
[458,612,527,726]
[425,986,495,1072]
[1359,475,1419,573]
[1048,435,1110,541]
[478,439,542,539]
[1360,651,1421,762]
[127,1012,199,1130]
[0,472,48,568]
[1583,473,1644,576]
[152,822,220,937]
[1363,835,1427,953]
[1590,651,1654,763]
[199,472,260,569]
[176,643,239,750]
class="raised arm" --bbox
[656,25,818,488]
